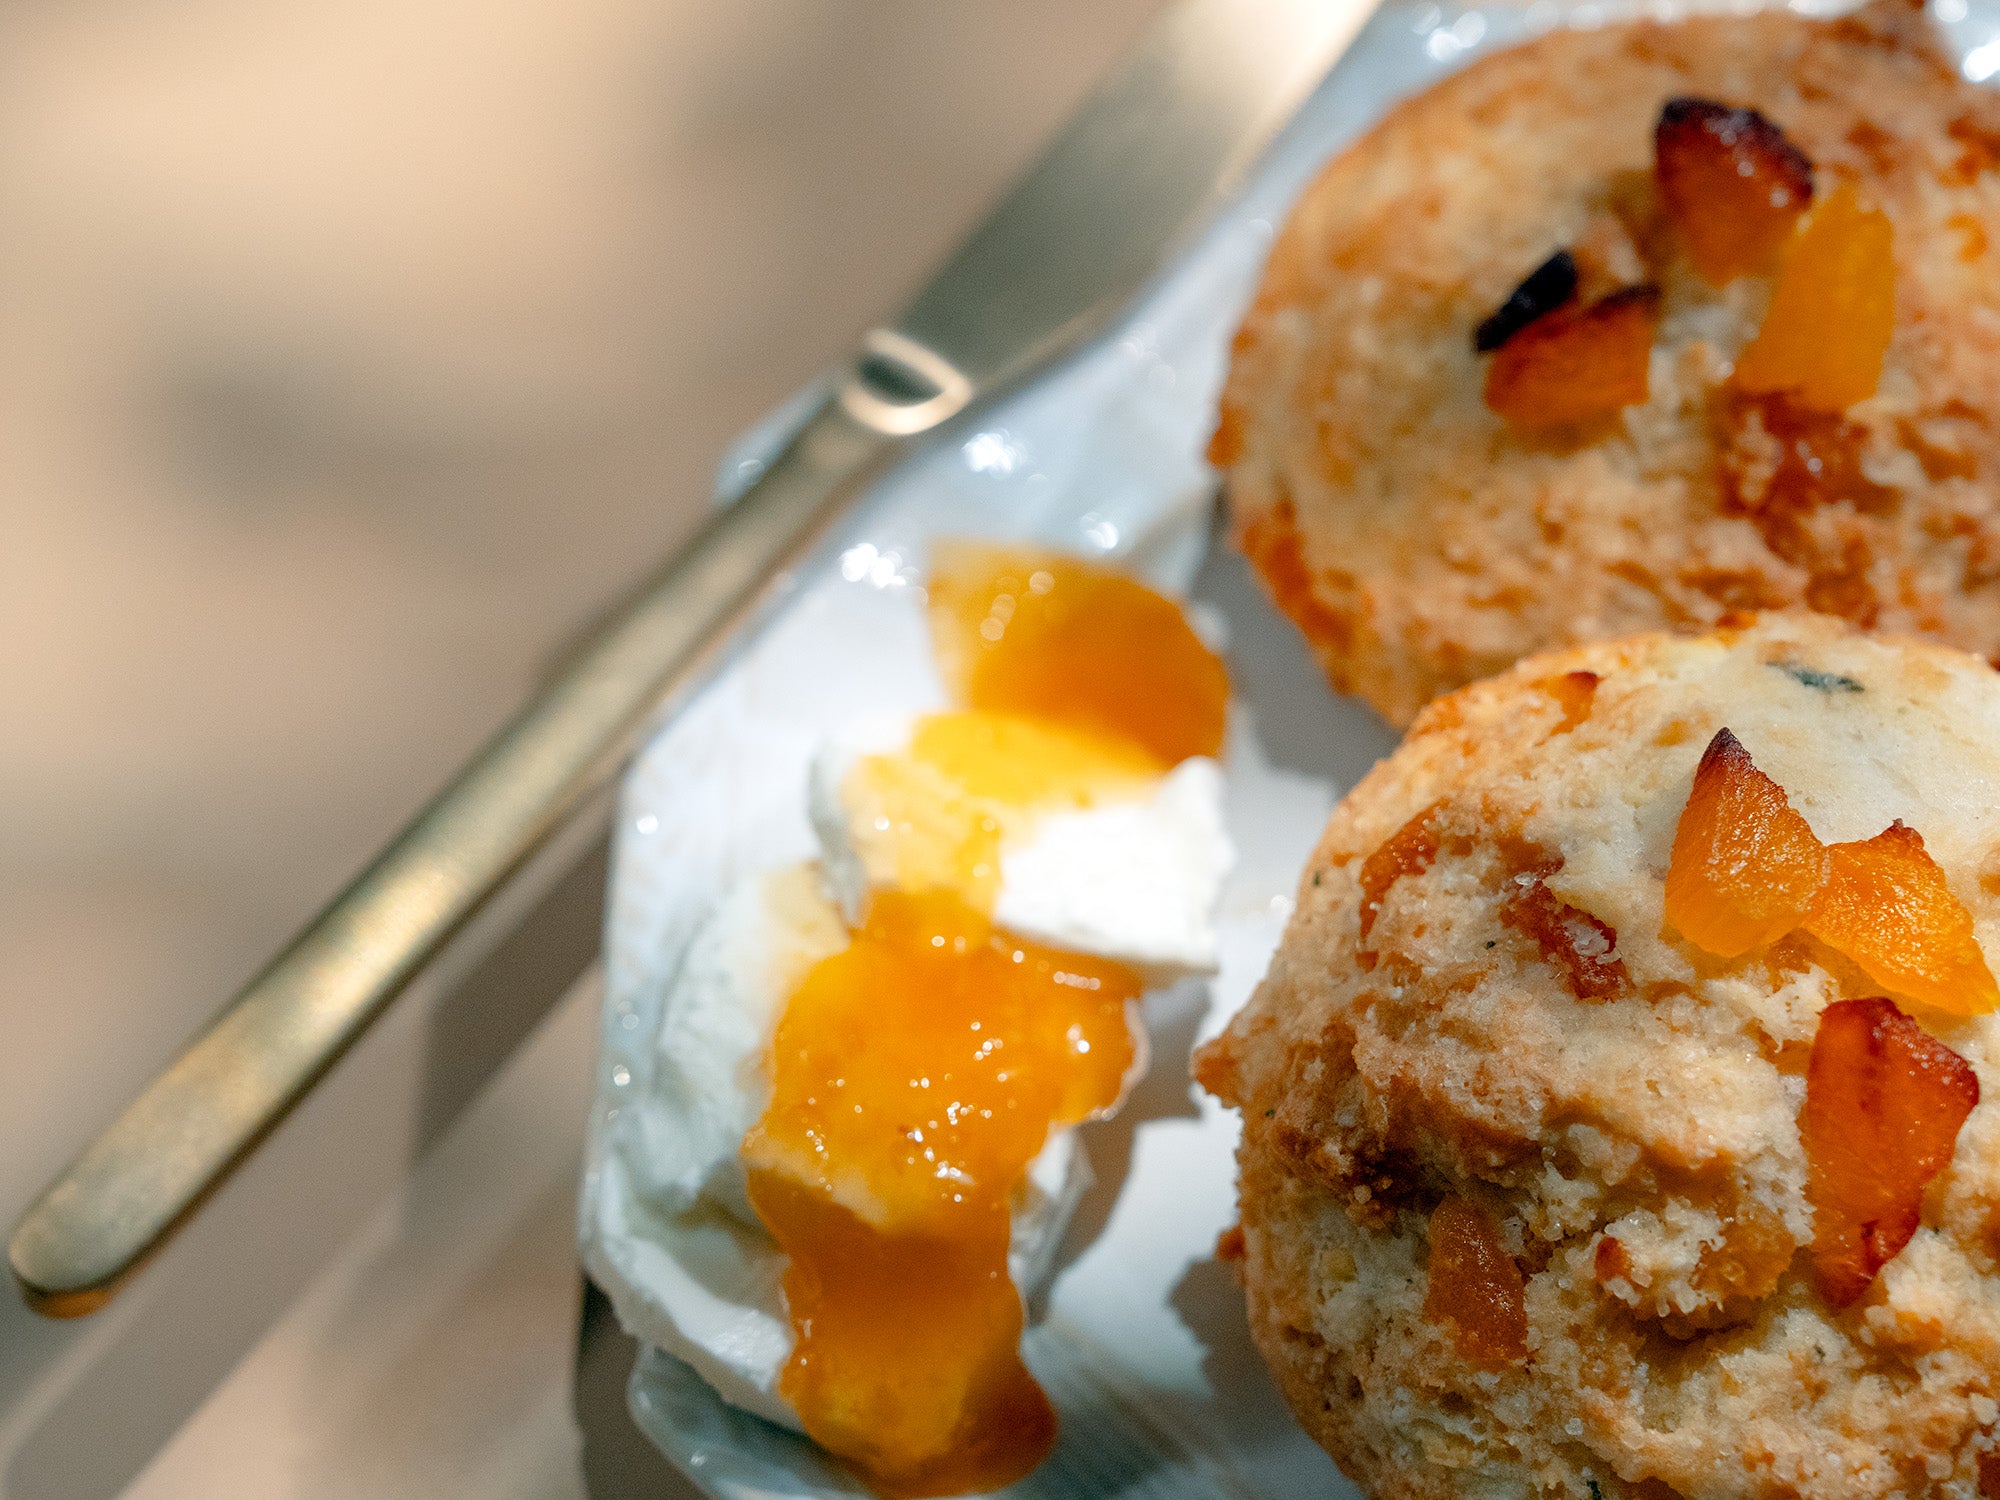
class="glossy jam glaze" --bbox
[746,543,1226,1494]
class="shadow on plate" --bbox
[1165,1254,1357,1496]
[574,1279,705,1500]
[1188,511,1398,791]
[1043,979,1208,1308]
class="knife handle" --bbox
[9,342,966,1317]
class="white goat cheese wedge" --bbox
[610,863,1092,1432]
[808,716,1234,980]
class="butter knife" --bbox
[11,0,1383,1316]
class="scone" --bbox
[1211,0,2000,727]
[1198,614,2000,1498]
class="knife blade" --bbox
[11,0,1384,1315]
[894,0,1379,396]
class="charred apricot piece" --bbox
[1474,250,1579,353]
[1665,727,1830,957]
[1735,183,1895,412]
[1803,996,1978,1307]
[1424,1196,1529,1366]
[1803,822,2000,1016]
[1654,98,1814,284]
[1484,286,1660,432]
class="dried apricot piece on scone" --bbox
[1357,801,1444,944]
[1210,3,2000,730]
[1654,97,1814,283]
[1803,996,1979,1307]
[1537,669,1600,734]
[1501,869,1629,1000]
[1665,728,1830,957]
[1424,1196,1529,1366]
[1735,182,1896,412]
[1802,821,2000,1016]
[1484,285,1661,432]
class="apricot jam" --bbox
[841,711,1160,916]
[927,540,1228,766]
[747,542,1225,1494]
[743,893,1139,1495]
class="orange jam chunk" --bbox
[1734,183,1895,412]
[1654,98,1814,284]
[1803,822,2000,1017]
[1424,1196,1529,1366]
[1803,997,1978,1307]
[843,711,1159,916]
[927,541,1228,768]
[1483,286,1660,432]
[743,891,1141,1496]
[1666,727,1830,957]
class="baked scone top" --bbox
[1202,615,2000,1498]
[1214,0,2000,727]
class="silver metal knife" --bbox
[11,0,1383,1315]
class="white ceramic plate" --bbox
[578,2,2000,1495]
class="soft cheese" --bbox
[809,718,1234,979]
[610,863,1092,1432]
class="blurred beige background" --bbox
[0,0,1164,1493]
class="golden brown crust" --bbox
[1205,615,2000,1498]
[1216,0,2000,727]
